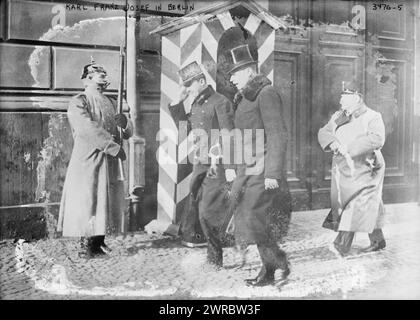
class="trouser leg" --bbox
[334,231,355,254]
[180,194,205,244]
[200,218,223,266]
[257,243,288,274]
[270,244,289,270]
[257,245,275,277]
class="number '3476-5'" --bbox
[372,4,403,10]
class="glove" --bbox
[206,165,217,179]
[264,178,279,190]
[116,147,126,161]
[329,141,340,153]
[225,169,236,182]
[170,85,188,106]
[114,114,128,128]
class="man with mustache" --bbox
[228,44,292,286]
[168,61,235,267]
[58,60,132,258]
[318,80,387,257]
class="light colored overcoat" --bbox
[318,104,386,233]
[57,87,132,237]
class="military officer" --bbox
[168,61,235,267]
[318,80,387,257]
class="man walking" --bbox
[168,61,235,267]
[57,60,132,258]
[318,80,387,257]
[228,44,292,286]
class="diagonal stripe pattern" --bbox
[157,14,277,225]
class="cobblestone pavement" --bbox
[1,203,419,300]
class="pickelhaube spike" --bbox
[81,56,106,79]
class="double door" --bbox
[273,17,416,210]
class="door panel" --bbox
[311,44,364,194]
[274,38,311,210]
[273,1,416,209]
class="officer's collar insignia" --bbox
[353,104,367,118]
[335,111,352,128]
[194,85,215,105]
[335,103,368,128]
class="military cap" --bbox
[178,61,205,87]
[228,44,257,75]
[342,80,362,95]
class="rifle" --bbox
[117,44,126,181]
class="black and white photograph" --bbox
[0,0,419,303]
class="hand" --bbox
[225,169,236,182]
[112,134,122,145]
[329,141,340,153]
[170,86,188,106]
[114,114,128,128]
[329,141,347,156]
[116,147,126,161]
[264,178,279,190]
[336,144,348,155]
[206,165,217,178]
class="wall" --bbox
[0,0,132,239]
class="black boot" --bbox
[270,244,290,280]
[96,235,112,255]
[361,229,386,253]
[78,237,95,259]
[180,191,206,248]
[245,244,286,287]
[333,231,354,257]
[90,235,108,255]
[245,265,275,286]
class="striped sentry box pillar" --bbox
[152,4,285,234]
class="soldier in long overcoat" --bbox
[318,81,387,257]
[168,61,236,267]
[228,45,292,286]
[57,61,132,258]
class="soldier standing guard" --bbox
[57,60,133,258]
[168,61,236,267]
[318,80,387,257]
[228,44,292,286]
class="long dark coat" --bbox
[230,75,292,245]
[169,85,235,234]
[57,87,132,237]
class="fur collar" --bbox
[233,74,272,108]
